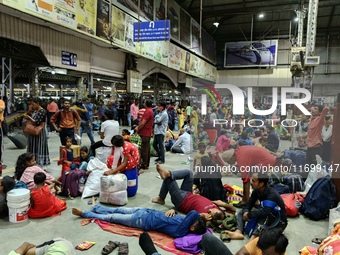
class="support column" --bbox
[295,9,306,47]
[1,57,12,99]
[154,73,158,104]
[30,69,40,97]
[111,82,117,102]
[304,0,319,91]
[60,84,63,98]
[77,77,85,100]
[88,73,94,96]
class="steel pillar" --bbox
[1,57,12,101]
[304,0,319,90]
[295,9,306,47]
[88,73,94,96]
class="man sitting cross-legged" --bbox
[72,198,207,238]
[152,164,236,221]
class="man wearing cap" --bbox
[222,146,278,206]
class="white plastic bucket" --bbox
[7,188,30,223]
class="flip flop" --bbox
[312,237,325,244]
[102,241,119,255]
[118,242,129,255]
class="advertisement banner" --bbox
[111,5,126,47]
[167,0,179,40]
[53,0,76,29]
[3,0,96,35]
[202,29,216,63]
[125,15,137,52]
[154,0,165,20]
[153,41,168,65]
[179,48,186,72]
[191,18,201,54]
[76,0,96,35]
[26,0,53,18]
[96,0,110,39]
[114,0,153,21]
[180,8,191,47]
[224,40,278,68]
[189,54,199,76]
[168,43,181,70]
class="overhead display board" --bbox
[224,40,278,68]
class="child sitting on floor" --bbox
[79,146,94,171]
[193,142,209,169]
[58,137,80,174]
[28,172,67,218]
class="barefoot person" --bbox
[224,171,287,240]
[152,164,235,221]
[72,204,207,238]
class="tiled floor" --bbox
[1,128,328,254]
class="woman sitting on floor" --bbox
[15,152,58,191]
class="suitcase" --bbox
[60,168,86,198]
[8,133,27,149]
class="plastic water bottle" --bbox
[79,176,85,193]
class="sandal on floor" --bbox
[312,237,325,244]
[118,242,129,255]
[102,241,119,255]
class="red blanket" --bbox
[93,219,201,255]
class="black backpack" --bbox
[300,175,336,221]
[198,177,227,201]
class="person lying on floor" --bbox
[139,227,288,255]
[225,171,287,240]
[7,237,76,255]
[151,164,235,221]
[72,203,207,238]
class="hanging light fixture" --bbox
[213,21,219,27]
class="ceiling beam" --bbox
[189,1,340,19]
[213,26,340,42]
[205,14,340,27]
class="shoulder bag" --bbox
[24,121,44,136]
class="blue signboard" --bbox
[133,20,170,42]
[62,51,77,67]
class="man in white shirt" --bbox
[171,129,192,154]
[90,109,119,156]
